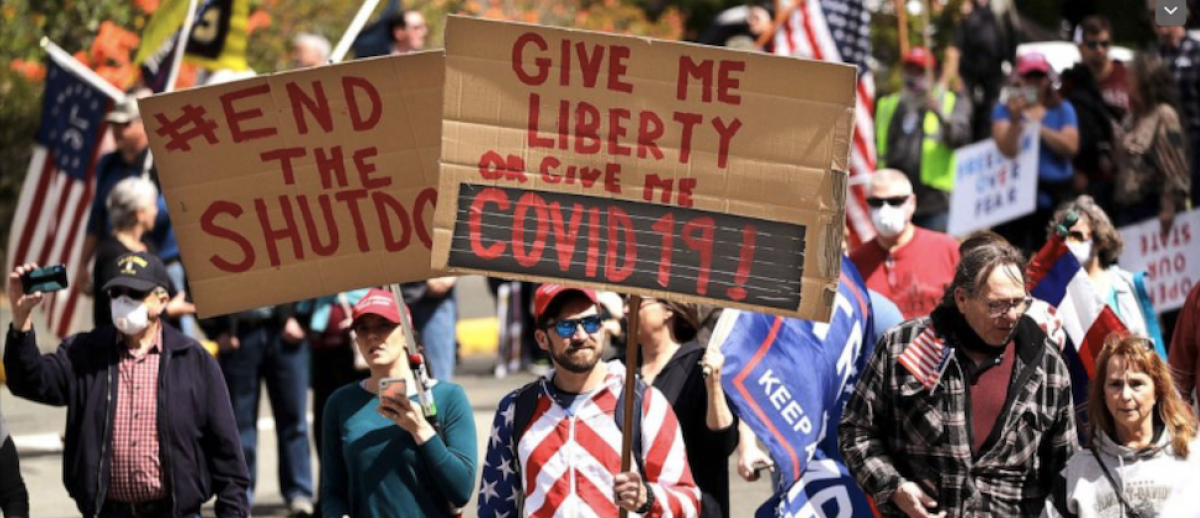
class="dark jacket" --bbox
[839,307,1078,517]
[3,323,250,517]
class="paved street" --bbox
[1,277,773,517]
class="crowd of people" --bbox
[3,2,1200,518]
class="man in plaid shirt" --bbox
[5,253,250,518]
[839,242,1077,517]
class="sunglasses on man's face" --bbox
[1084,39,1111,50]
[547,315,603,339]
[108,288,149,300]
[866,195,910,208]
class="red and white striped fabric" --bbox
[774,0,876,248]
[6,54,113,338]
[896,326,952,391]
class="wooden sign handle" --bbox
[619,294,642,518]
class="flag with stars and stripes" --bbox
[477,362,700,517]
[6,54,114,337]
[775,0,875,249]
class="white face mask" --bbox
[870,203,909,238]
[1067,240,1093,265]
[111,295,151,335]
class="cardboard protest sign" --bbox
[948,124,1039,237]
[1118,209,1200,313]
[141,52,444,317]
[431,16,857,321]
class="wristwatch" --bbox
[634,482,655,514]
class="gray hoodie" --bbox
[1044,427,1190,518]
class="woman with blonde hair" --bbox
[1045,335,1198,518]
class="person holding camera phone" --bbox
[320,288,477,518]
[991,52,1081,254]
[3,253,251,518]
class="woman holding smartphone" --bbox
[320,288,477,518]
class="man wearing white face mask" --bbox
[852,169,962,319]
[4,252,251,518]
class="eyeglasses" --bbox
[108,288,149,300]
[547,315,603,339]
[981,295,1034,318]
[1084,39,1111,49]
[866,195,910,208]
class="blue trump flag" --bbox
[714,256,878,517]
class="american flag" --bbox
[477,363,700,517]
[5,55,113,337]
[896,327,952,391]
[775,0,876,248]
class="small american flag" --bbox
[5,54,113,337]
[897,327,952,391]
[775,0,876,248]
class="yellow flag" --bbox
[135,0,249,72]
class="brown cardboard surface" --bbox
[141,52,444,317]
[431,17,856,321]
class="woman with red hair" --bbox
[1045,335,1198,518]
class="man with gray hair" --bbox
[851,169,961,319]
[840,241,1077,517]
[292,33,330,68]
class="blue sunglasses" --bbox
[547,315,603,338]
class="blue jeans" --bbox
[411,295,457,381]
[218,324,313,504]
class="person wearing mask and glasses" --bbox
[851,169,962,319]
[841,241,1078,517]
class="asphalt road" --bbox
[1,276,774,517]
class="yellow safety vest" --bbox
[875,92,957,191]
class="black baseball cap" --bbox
[102,252,171,293]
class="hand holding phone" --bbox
[21,264,68,294]
[8,263,52,332]
[379,377,408,405]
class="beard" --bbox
[550,339,601,374]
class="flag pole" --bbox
[39,38,126,102]
[894,0,910,57]
[618,294,642,518]
[143,0,200,180]
[329,0,383,64]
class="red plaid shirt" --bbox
[107,326,167,503]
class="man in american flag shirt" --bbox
[477,284,701,517]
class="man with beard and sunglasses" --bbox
[4,253,250,517]
[851,169,961,320]
[840,242,1077,518]
[477,284,700,517]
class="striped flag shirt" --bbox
[6,56,113,338]
[477,361,700,518]
[774,0,876,248]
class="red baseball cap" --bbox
[1017,53,1052,76]
[901,47,936,70]
[533,284,599,319]
[352,288,411,326]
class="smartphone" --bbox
[379,377,407,404]
[21,264,68,294]
[1001,85,1038,105]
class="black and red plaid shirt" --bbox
[107,326,167,503]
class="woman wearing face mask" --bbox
[1043,335,1197,518]
[1048,196,1165,353]
[321,288,477,518]
[92,177,193,329]
[1113,53,1191,232]
[992,52,1080,254]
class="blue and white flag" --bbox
[714,256,878,517]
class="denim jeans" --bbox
[410,294,457,381]
[218,324,313,504]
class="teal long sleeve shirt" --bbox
[321,381,478,518]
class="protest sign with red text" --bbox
[142,52,443,317]
[1119,209,1200,313]
[431,17,857,320]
